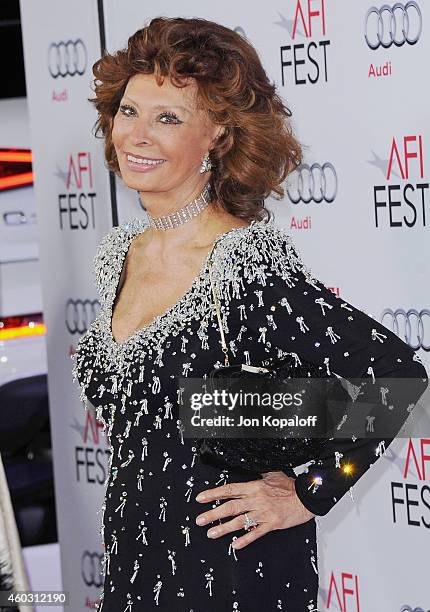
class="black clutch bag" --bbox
[195,245,349,474]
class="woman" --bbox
[72,16,428,611]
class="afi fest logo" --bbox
[371,134,428,229]
[322,570,361,611]
[58,152,97,230]
[391,438,430,528]
[278,0,330,86]
[73,403,111,486]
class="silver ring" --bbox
[243,512,258,531]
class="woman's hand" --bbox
[195,471,316,550]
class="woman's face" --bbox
[112,73,222,197]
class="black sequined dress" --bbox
[72,217,427,611]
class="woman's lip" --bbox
[124,152,166,161]
[125,157,166,172]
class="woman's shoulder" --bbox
[213,217,314,287]
[95,217,149,253]
[221,217,300,259]
[92,217,149,299]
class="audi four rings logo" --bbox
[81,551,103,588]
[287,163,338,204]
[66,299,100,335]
[381,308,429,351]
[400,606,430,612]
[365,2,422,50]
[48,39,87,78]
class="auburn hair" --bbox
[89,16,302,222]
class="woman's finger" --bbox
[196,496,253,526]
[195,479,261,503]
[205,511,264,539]
[231,522,271,550]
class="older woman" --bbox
[72,16,428,612]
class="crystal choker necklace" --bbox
[146,182,212,230]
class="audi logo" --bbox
[381,308,429,352]
[81,551,103,588]
[286,162,338,204]
[48,39,87,78]
[365,2,422,50]
[65,299,100,335]
[400,606,430,612]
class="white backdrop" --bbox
[20,1,114,610]
[20,0,430,610]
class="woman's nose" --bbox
[129,117,154,143]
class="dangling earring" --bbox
[199,152,212,174]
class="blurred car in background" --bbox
[0,96,57,546]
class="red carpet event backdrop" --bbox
[19,0,430,610]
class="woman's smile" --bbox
[125,152,167,173]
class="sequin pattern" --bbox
[71,217,428,611]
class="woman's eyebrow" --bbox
[121,96,192,115]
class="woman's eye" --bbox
[159,112,181,124]
[118,105,181,124]
[119,104,135,117]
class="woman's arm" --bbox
[225,227,428,516]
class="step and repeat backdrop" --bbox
[20,0,429,610]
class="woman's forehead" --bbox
[125,73,198,105]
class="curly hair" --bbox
[88,16,303,223]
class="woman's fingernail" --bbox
[195,493,206,502]
[196,516,205,525]
[207,528,218,538]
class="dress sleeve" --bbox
[92,226,123,305]
[225,225,429,516]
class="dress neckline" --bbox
[106,217,264,349]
